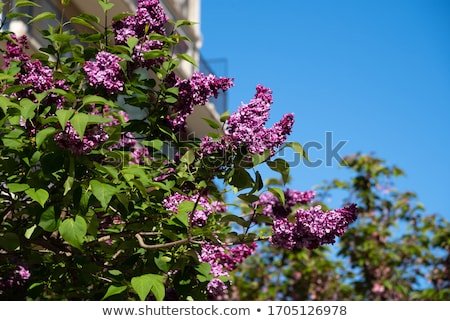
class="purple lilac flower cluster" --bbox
[198,242,257,296]
[162,192,226,226]
[166,71,234,132]
[258,188,316,218]
[54,121,109,155]
[257,189,358,250]
[2,34,30,67]
[200,85,294,157]
[0,265,31,288]
[2,34,67,109]
[83,51,124,95]
[113,0,168,68]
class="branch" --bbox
[135,232,203,250]
[134,233,191,249]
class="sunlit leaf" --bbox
[59,216,87,250]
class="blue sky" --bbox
[199,0,450,220]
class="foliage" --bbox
[0,0,357,300]
[230,153,450,300]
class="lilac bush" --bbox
[0,0,357,301]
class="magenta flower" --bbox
[198,242,257,295]
[2,34,30,66]
[200,85,294,157]
[165,72,234,132]
[294,204,358,249]
[83,51,124,94]
[54,121,109,155]
[207,278,228,297]
[258,188,316,218]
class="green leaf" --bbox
[25,188,49,208]
[196,262,213,282]
[238,193,259,204]
[181,149,195,165]
[142,139,163,150]
[59,216,87,250]
[102,285,127,300]
[0,232,20,251]
[82,95,115,107]
[70,17,98,31]
[46,33,75,43]
[90,180,117,210]
[98,0,115,12]
[251,150,271,166]
[25,224,37,239]
[174,19,197,29]
[176,200,195,227]
[14,0,40,8]
[284,142,309,161]
[230,168,254,190]
[267,158,290,184]
[19,98,37,119]
[143,50,165,60]
[221,214,250,228]
[36,127,56,148]
[7,183,30,193]
[71,113,89,139]
[49,88,76,102]
[268,187,285,205]
[87,113,112,124]
[126,36,139,51]
[55,109,74,128]
[6,12,32,20]
[202,117,220,129]
[154,253,171,273]
[29,12,56,24]
[176,53,198,67]
[63,176,74,196]
[131,274,165,301]
[220,110,230,122]
[39,206,58,232]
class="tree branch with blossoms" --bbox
[0,0,357,301]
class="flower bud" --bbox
[61,0,70,7]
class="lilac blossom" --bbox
[113,0,168,67]
[258,188,316,218]
[293,204,358,249]
[0,265,31,288]
[207,278,228,297]
[200,85,294,157]
[83,51,124,94]
[2,34,67,108]
[198,242,257,295]
[166,72,234,132]
[2,34,30,66]
[162,192,226,227]
[257,189,357,250]
[270,217,296,249]
[54,121,109,155]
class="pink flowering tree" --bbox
[0,0,357,300]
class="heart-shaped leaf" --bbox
[131,274,165,301]
[59,216,87,250]
[25,188,49,208]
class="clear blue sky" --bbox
[199,0,450,220]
